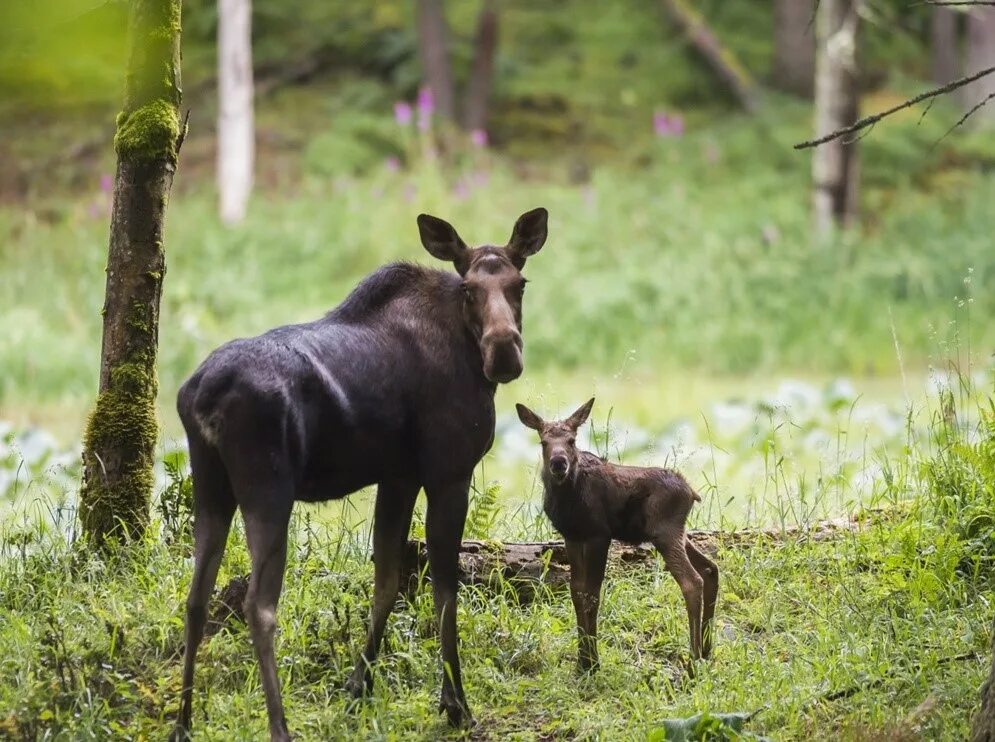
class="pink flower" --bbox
[384,156,401,173]
[453,178,470,201]
[87,201,103,219]
[653,110,685,138]
[394,101,413,127]
[417,86,434,131]
[99,174,113,194]
[470,129,488,148]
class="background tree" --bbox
[463,0,499,134]
[812,0,860,234]
[772,0,816,98]
[932,6,960,86]
[217,0,254,224]
[964,6,995,125]
[416,0,456,123]
[79,0,184,546]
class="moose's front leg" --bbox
[566,537,610,672]
[424,478,472,727]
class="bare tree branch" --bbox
[913,2,995,7]
[795,64,995,149]
[935,90,995,144]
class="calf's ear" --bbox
[566,397,595,430]
[506,207,548,269]
[418,214,470,274]
[516,403,544,431]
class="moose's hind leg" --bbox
[239,477,294,742]
[174,437,236,740]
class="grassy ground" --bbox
[1,394,993,740]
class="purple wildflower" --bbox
[417,85,434,131]
[384,156,401,173]
[394,101,413,127]
[470,129,488,148]
[453,178,470,201]
[653,110,685,138]
[99,174,113,194]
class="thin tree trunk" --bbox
[812,0,860,235]
[217,0,254,224]
[772,0,816,98]
[932,7,960,86]
[659,0,761,113]
[80,0,184,546]
[416,0,456,123]
[463,0,499,133]
[964,7,995,125]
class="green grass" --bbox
[1,401,993,740]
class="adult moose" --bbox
[172,208,549,740]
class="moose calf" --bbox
[516,398,718,670]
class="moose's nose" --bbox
[549,456,569,478]
[481,329,524,384]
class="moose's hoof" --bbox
[439,696,473,728]
[167,724,190,742]
[344,672,372,701]
[576,656,600,675]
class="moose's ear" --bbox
[516,403,544,431]
[418,214,470,273]
[506,207,548,269]
[566,397,595,430]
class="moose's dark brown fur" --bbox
[516,398,718,670]
[172,208,549,741]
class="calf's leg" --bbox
[655,533,705,661]
[346,479,419,697]
[685,540,719,659]
[424,478,472,727]
[566,538,610,672]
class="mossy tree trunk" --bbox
[80,0,184,547]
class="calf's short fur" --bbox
[172,208,549,741]
[516,398,718,669]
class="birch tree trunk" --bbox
[812,0,860,235]
[772,0,816,98]
[463,0,499,133]
[932,6,959,86]
[80,0,184,546]
[964,7,995,126]
[217,0,254,225]
[416,0,456,123]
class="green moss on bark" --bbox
[114,100,179,161]
[80,356,158,545]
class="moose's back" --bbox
[176,262,494,502]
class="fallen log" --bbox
[206,515,864,634]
